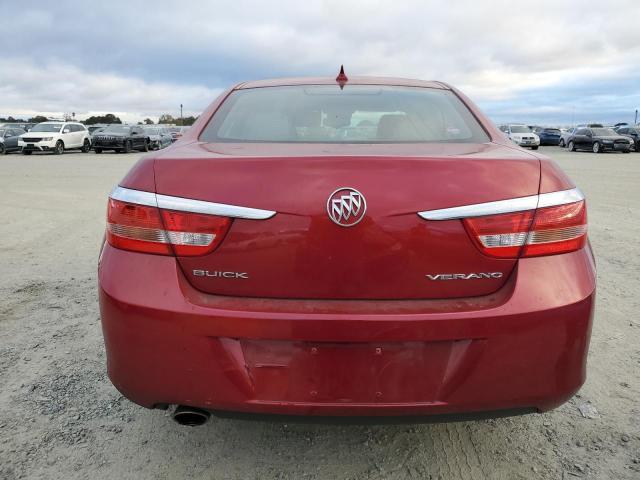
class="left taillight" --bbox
[106,198,231,256]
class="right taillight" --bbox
[464,200,587,258]
[106,198,231,256]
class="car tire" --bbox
[622,149,630,154]
[0,144,5,155]
[95,148,102,154]
[22,149,32,155]
[559,139,565,147]
[531,146,539,150]
[568,141,575,151]
[123,140,132,154]
[54,140,64,155]
[81,139,91,153]
[592,142,600,154]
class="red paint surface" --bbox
[99,244,595,415]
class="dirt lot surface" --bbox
[0,147,638,479]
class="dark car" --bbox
[92,125,150,153]
[533,127,562,146]
[0,128,26,154]
[567,127,631,153]
[100,74,594,426]
[613,126,639,151]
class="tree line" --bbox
[2,113,198,126]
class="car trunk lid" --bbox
[153,142,540,299]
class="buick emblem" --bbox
[326,187,367,227]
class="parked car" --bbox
[0,127,26,154]
[89,127,106,139]
[100,75,594,426]
[87,124,108,137]
[92,125,150,153]
[18,122,91,155]
[613,125,639,151]
[169,126,190,142]
[533,127,561,146]
[499,124,540,149]
[558,127,576,147]
[143,126,172,150]
[567,127,632,153]
[0,123,34,131]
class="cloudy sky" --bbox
[2,0,639,125]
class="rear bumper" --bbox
[98,244,596,418]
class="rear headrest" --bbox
[376,114,421,141]
[240,111,294,141]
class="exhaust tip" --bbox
[172,405,210,427]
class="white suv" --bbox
[19,122,91,155]
[499,124,540,150]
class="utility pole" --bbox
[180,104,183,126]
[635,109,638,125]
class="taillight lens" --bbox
[463,200,587,258]
[522,200,587,257]
[106,198,231,256]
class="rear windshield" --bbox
[200,85,490,143]
[510,126,531,133]
[544,128,561,133]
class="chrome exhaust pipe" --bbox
[172,405,210,426]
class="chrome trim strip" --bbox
[110,186,276,220]
[110,186,158,207]
[537,188,584,208]
[418,195,538,220]
[418,188,584,221]
[156,194,276,220]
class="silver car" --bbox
[143,126,173,150]
[559,127,576,147]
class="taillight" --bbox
[106,198,231,256]
[463,200,587,258]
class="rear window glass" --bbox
[200,85,489,144]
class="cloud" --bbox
[0,59,221,122]
[2,0,640,124]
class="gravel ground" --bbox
[0,147,638,480]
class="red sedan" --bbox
[99,73,595,426]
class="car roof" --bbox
[235,76,449,90]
